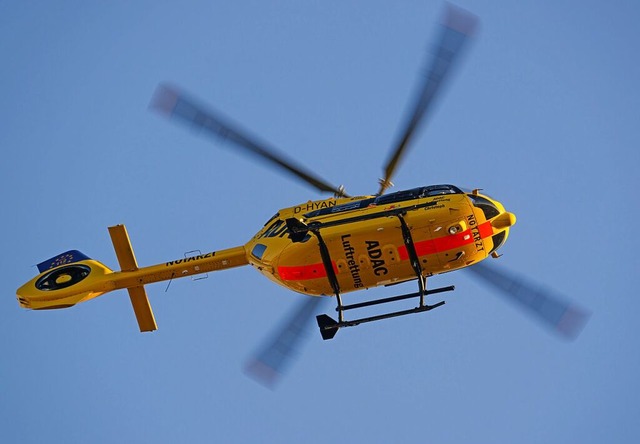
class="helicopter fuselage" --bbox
[15,183,515,335]
[246,184,515,297]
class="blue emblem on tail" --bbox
[37,250,90,273]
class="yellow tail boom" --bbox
[16,224,249,332]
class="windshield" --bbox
[467,194,500,220]
[489,231,507,255]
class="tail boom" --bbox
[16,224,249,331]
[107,245,248,290]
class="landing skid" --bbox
[303,212,455,340]
[316,283,453,340]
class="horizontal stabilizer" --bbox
[127,286,157,332]
[109,224,158,332]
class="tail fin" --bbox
[17,251,114,310]
[36,250,91,273]
[16,226,158,332]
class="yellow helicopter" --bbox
[16,5,587,383]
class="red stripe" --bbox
[280,221,494,282]
[399,221,494,260]
[278,262,336,281]
[478,220,494,238]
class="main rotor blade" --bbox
[244,295,325,388]
[151,84,347,197]
[378,5,478,195]
[467,262,590,339]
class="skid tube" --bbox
[316,284,454,340]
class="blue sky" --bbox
[1,1,639,443]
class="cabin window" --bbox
[304,184,463,218]
[251,244,268,260]
[375,185,463,206]
[304,198,374,218]
[424,185,463,196]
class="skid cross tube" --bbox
[396,213,429,306]
[317,300,447,340]
[317,281,453,340]
[339,285,455,312]
[338,303,446,328]
[311,229,345,322]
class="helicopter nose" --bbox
[491,212,516,230]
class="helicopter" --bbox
[16,5,588,385]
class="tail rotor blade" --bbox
[151,84,347,197]
[378,5,478,195]
[467,262,590,339]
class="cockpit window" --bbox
[468,194,500,220]
[489,231,506,255]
